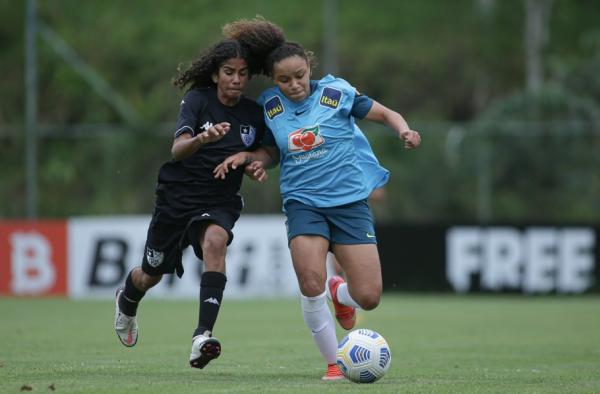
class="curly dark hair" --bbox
[223,17,316,77]
[172,38,256,90]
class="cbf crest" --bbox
[240,125,256,147]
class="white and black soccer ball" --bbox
[336,329,391,383]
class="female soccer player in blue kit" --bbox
[215,18,421,380]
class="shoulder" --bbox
[318,74,353,90]
[183,87,212,98]
[238,96,262,111]
[181,87,212,107]
[315,75,355,109]
[258,88,287,121]
[237,97,265,125]
[257,87,279,106]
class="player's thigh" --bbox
[332,243,382,306]
[289,235,330,296]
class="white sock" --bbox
[300,291,338,364]
[336,283,361,309]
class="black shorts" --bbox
[141,188,242,277]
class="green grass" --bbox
[1,295,599,393]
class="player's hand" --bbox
[400,130,421,149]
[244,161,268,182]
[214,152,249,179]
[198,122,230,144]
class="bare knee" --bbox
[131,267,162,291]
[354,290,381,311]
[201,231,228,271]
[202,232,227,257]
[297,270,326,297]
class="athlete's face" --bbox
[272,55,311,102]
[213,57,249,106]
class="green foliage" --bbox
[2,0,600,220]
[470,86,600,221]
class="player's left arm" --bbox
[214,146,279,181]
[243,160,267,182]
[364,101,421,149]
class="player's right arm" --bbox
[171,122,230,161]
[170,90,231,161]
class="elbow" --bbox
[265,149,280,168]
[171,146,182,161]
[269,156,280,168]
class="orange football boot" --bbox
[328,276,356,330]
[322,363,345,381]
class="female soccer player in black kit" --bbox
[113,37,272,369]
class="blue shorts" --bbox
[284,199,377,245]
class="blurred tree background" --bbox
[1,0,599,222]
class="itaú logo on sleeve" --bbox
[288,125,324,152]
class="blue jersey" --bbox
[258,75,389,207]
[354,125,389,192]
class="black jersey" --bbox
[157,87,265,208]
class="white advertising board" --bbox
[68,215,298,299]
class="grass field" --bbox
[1,295,599,393]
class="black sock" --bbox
[193,271,227,338]
[118,271,146,316]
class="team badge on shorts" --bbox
[146,247,164,267]
[240,125,256,147]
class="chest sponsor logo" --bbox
[288,125,325,152]
[264,96,284,120]
[319,87,342,109]
[240,125,256,147]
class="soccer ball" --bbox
[336,329,391,383]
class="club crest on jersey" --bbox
[264,96,284,120]
[319,87,342,109]
[145,247,164,267]
[240,125,256,147]
[288,125,324,152]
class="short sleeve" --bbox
[174,90,207,138]
[256,91,268,106]
[351,93,374,119]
